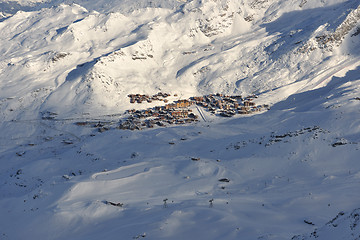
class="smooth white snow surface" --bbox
[0,0,360,239]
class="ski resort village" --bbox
[75,93,269,131]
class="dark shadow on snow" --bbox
[261,1,359,59]
[219,66,360,131]
[271,65,360,112]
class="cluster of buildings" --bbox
[128,92,173,104]
[74,93,270,131]
[117,93,269,130]
[118,107,198,130]
[76,93,270,131]
[190,93,268,117]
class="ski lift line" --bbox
[196,106,206,122]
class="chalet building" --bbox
[165,103,176,110]
[192,96,204,102]
[155,92,170,98]
[239,107,250,114]
[172,111,189,118]
[244,101,255,107]
[164,100,192,109]
[178,100,192,108]
[216,101,223,109]
[252,107,260,112]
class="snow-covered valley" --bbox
[0,0,360,239]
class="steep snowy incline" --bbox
[0,0,359,119]
[9,0,360,118]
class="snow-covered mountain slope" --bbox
[0,0,359,117]
[1,62,360,240]
[0,0,360,239]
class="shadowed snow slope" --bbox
[0,0,360,239]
